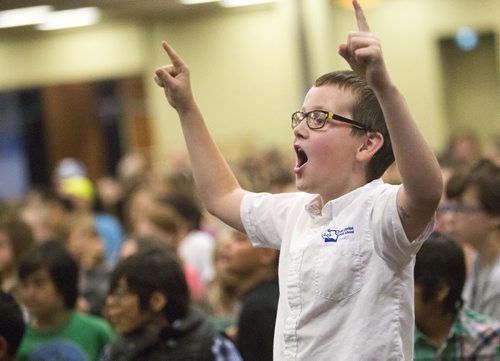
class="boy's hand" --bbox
[338,0,390,89]
[154,41,195,114]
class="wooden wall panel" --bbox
[41,82,106,181]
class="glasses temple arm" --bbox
[332,114,369,131]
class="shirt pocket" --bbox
[312,238,363,302]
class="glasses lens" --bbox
[456,203,484,214]
[308,111,327,129]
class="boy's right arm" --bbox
[154,41,246,232]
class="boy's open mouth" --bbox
[294,145,308,169]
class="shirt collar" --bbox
[305,178,384,219]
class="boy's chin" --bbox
[295,178,313,193]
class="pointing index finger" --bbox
[353,0,370,32]
[162,41,185,68]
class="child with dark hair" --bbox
[0,290,25,361]
[16,241,113,361]
[414,231,500,360]
[446,158,500,320]
[102,249,241,361]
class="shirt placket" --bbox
[283,247,303,360]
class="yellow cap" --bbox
[60,176,95,202]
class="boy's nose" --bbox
[293,118,308,138]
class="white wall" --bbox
[1,0,499,164]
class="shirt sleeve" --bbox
[370,184,435,269]
[240,192,310,250]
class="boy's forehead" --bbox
[302,85,354,113]
[26,267,51,280]
[118,276,129,287]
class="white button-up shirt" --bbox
[240,179,434,361]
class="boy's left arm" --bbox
[340,0,443,241]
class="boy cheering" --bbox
[154,1,442,359]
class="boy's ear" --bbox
[436,283,451,303]
[356,132,384,161]
[150,291,167,313]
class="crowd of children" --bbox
[0,1,499,360]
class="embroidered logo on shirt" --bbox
[321,227,354,242]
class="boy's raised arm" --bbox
[339,0,443,241]
[154,41,246,232]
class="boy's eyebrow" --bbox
[301,107,330,112]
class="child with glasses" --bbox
[154,0,442,360]
[445,158,500,320]
[101,249,241,361]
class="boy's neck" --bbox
[321,176,369,206]
[144,314,168,335]
[235,268,277,298]
[31,309,71,331]
[417,308,454,349]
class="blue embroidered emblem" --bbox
[322,226,354,242]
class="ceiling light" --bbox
[179,0,219,4]
[0,5,52,29]
[36,7,101,31]
[219,0,277,8]
[455,27,479,51]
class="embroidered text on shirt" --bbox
[321,227,354,243]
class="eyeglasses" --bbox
[108,287,134,303]
[438,202,484,214]
[291,110,369,131]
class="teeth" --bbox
[295,145,308,167]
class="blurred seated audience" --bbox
[123,186,157,234]
[101,249,241,361]
[59,175,124,267]
[19,194,69,244]
[17,241,114,361]
[205,236,240,339]
[118,233,204,305]
[222,229,279,361]
[159,193,216,292]
[414,231,500,360]
[0,290,26,361]
[445,158,500,320]
[0,218,35,300]
[66,213,110,317]
[440,129,482,166]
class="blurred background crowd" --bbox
[0,124,499,359]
